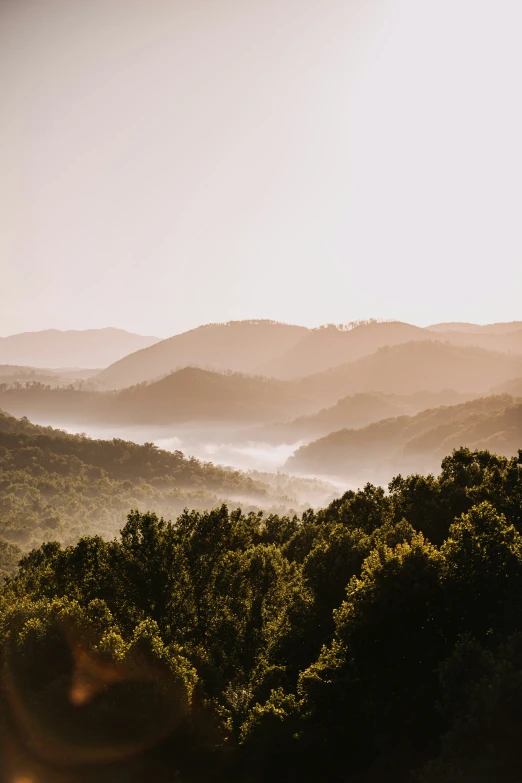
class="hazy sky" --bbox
[2,0,522,337]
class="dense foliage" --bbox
[0,411,313,554]
[2,446,522,780]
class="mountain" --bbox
[286,394,520,480]
[295,341,522,405]
[257,321,429,379]
[96,320,308,389]
[113,367,314,423]
[0,366,318,428]
[0,328,161,369]
[95,319,522,389]
[253,389,472,445]
[252,320,522,381]
[430,328,522,355]
[3,341,522,431]
[427,321,522,334]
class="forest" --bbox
[2,435,522,781]
[0,411,333,556]
[3,321,522,781]
[6,0,522,777]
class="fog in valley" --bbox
[3,318,522,509]
[4,0,522,778]
[3,321,522,782]
[27,417,329,495]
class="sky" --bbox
[2,0,522,338]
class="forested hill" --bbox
[2,341,522,430]
[0,411,323,552]
[96,319,522,388]
[0,365,98,387]
[0,367,317,426]
[115,367,311,422]
[287,394,522,480]
[3,447,522,781]
[254,389,471,444]
[97,320,308,389]
[297,340,522,402]
[263,321,522,380]
[256,320,428,379]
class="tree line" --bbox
[1,447,522,780]
[0,411,281,553]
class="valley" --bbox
[2,318,522,496]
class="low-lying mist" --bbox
[34,420,297,471]
[28,417,345,507]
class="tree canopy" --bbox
[2,445,522,780]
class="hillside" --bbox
[263,323,522,381]
[97,320,308,389]
[113,367,316,423]
[94,320,522,389]
[257,320,429,379]
[0,410,328,551]
[296,341,522,404]
[254,389,472,445]
[433,327,522,355]
[286,394,520,480]
[0,386,107,426]
[0,367,318,427]
[0,365,97,387]
[3,342,522,431]
[427,321,522,334]
[6,446,522,782]
[0,328,160,369]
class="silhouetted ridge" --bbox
[296,340,522,403]
[114,366,308,422]
[258,320,429,379]
[94,320,522,389]
[287,394,521,480]
[96,320,308,389]
[254,389,471,444]
[427,320,522,334]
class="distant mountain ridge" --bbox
[427,321,522,334]
[431,328,522,355]
[256,321,428,379]
[114,366,314,423]
[273,322,522,381]
[293,341,522,403]
[0,328,161,369]
[287,394,522,480]
[0,366,317,427]
[95,319,522,388]
[0,365,97,387]
[96,320,308,389]
[2,340,522,431]
[253,389,473,445]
